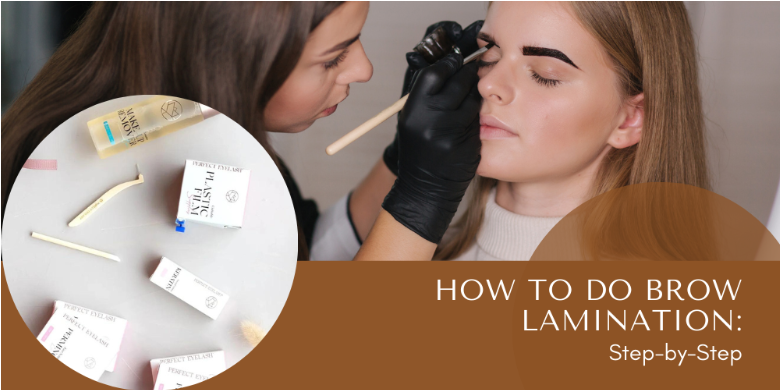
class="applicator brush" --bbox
[69,164,144,227]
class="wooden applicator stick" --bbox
[31,232,121,262]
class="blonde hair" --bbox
[436,2,710,260]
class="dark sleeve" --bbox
[276,158,319,260]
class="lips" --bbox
[321,92,349,117]
[322,105,338,116]
[479,115,517,139]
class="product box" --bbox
[150,350,226,382]
[52,301,128,372]
[175,159,251,232]
[36,310,114,381]
[154,363,216,389]
[149,257,230,320]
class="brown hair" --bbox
[1,2,343,258]
[436,1,710,260]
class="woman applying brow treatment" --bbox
[1,2,484,260]
[316,2,710,260]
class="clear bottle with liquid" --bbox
[87,96,218,158]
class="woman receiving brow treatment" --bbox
[314,2,709,260]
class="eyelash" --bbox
[477,60,561,88]
[324,49,349,70]
[477,60,497,69]
[530,71,561,88]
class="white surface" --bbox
[2,95,298,389]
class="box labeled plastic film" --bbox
[175,159,250,232]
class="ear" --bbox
[607,93,644,149]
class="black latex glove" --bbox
[382,52,482,244]
[383,20,484,176]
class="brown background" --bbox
[3,261,778,389]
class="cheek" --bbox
[528,93,613,154]
[290,73,333,110]
[264,70,336,132]
[478,86,618,181]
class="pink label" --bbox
[158,385,164,390]
[161,268,168,278]
[23,159,57,170]
[41,326,54,342]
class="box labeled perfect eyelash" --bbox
[149,257,230,319]
[37,310,114,381]
[52,301,128,372]
[150,350,226,383]
[175,159,251,232]
[154,363,217,389]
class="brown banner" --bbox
[3,261,779,389]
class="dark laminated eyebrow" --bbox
[523,46,579,69]
[477,32,500,48]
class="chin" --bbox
[477,155,540,184]
[477,145,518,181]
[476,159,509,182]
[277,120,315,134]
[291,122,314,133]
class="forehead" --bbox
[304,2,369,56]
[483,2,609,70]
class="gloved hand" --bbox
[383,20,483,176]
[382,51,482,244]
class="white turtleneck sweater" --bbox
[310,189,563,261]
[451,189,563,261]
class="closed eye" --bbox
[477,60,498,69]
[531,71,560,87]
[324,49,349,70]
[477,55,561,87]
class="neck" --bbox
[494,146,610,217]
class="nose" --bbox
[477,62,513,106]
[337,41,373,85]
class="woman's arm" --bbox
[346,21,484,260]
[355,53,482,260]
[354,210,436,260]
[348,158,396,240]
[309,157,394,260]
[348,21,483,241]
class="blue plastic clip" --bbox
[175,219,186,233]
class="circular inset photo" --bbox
[2,95,298,389]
